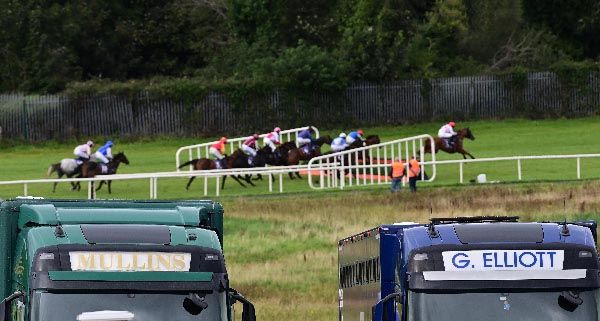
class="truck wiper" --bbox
[558,290,583,312]
[183,293,209,315]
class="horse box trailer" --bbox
[338,216,600,321]
[0,198,255,321]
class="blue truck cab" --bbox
[338,216,600,321]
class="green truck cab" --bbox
[0,198,255,321]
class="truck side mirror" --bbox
[229,289,256,321]
[372,292,402,321]
[0,291,25,321]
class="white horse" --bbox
[47,159,83,192]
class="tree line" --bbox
[1,0,599,94]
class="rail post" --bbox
[215,176,220,196]
[23,183,28,196]
[321,159,327,189]
[340,154,345,189]
[149,178,153,198]
[517,159,522,180]
[203,177,208,196]
[459,162,464,184]
[279,173,283,193]
[153,178,158,199]
[577,157,581,179]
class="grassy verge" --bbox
[223,181,600,321]
[2,118,600,320]
[2,117,600,199]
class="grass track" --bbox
[3,118,600,320]
[2,117,600,199]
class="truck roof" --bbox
[339,217,597,255]
[2,198,222,228]
[0,199,226,298]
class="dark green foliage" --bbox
[0,0,229,93]
[523,0,600,59]
[1,0,599,95]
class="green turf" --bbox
[221,181,600,321]
[1,117,600,199]
[2,119,600,321]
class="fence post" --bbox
[149,178,154,198]
[517,159,522,180]
[279,173,283,193]
[23,183,28,196]
[152,178,158,199]
[204,177,208,196]
[577,157,581,179]
[21,98,29,141]
[459,162,464,184]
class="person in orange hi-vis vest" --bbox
[389,158,405,192]
[408,156,421,192]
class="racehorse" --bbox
[287,136,332,164]
[286,135,333,179]
[47,159,86,192]
[260,142,297,167]
[424,128,475,159]
[177,150,254,190]
[220,149,269,188]
[79,152,130,193]
[347,135,381,149]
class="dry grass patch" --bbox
[223,181,600,321]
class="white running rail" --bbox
[421,153,600,184]
[175,126,320,171]
[307,134,437,189]
[4,153,600,199]
[0,165,312,199]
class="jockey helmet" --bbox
[339,133,346,138]
[449,121,456,127]
[253,133,259,139]
[86,140,94,146]
[357,129,364,135]
[274,127,281,132]
[220,136,228,143]
[106,140,113,147]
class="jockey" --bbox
[209,137,228,165]
[346,129,364,146]
[73,140,94,164]
[297,128,314,152]
[331,133,348,152]
[94,140,113,164]
[438,121,457,148]
[242,134,260,157]
[264,127,281,152]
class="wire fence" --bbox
[1,72,599,141]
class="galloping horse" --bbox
[424,128,475,159]
[47,159,86,192]
[221,149,269,188]
[178,150,254,190]
[288,136,332,163]
[284,135,332,179]
[347,135,381,150]
[260,142,297,167]
[80,152,130,193]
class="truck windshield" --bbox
[30,291,228,321]
[408,289,600,321]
